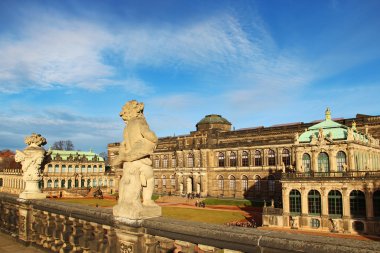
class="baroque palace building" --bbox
[0,149,115,196]
[108,109,380,206]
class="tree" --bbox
[51,140,74,151]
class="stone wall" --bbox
[1,192,379,253]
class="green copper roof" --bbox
[298,109,368,143]
[196,114,231,126]
[49,150,104,162]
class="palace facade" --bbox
[0,150,115,196]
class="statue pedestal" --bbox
[19,180,46,200]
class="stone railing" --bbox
[282,171,380,180]
[1,192,380,253]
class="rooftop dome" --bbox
[196,114,231,132]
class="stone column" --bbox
[328,149,336,172]
[365,189,374,234]
[311,149,318,172]
[320,187,329,231]
[300,186,309,228]
[347,146,355,171]
[342,187,350,233]
[295,149,302,172]
[282,186,290,227]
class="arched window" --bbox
[218,153,225,167]
[254,175,261,192]
[268,175,275,192]
[217,175,224,191]
[75,166,79,173]
[98,179,102,187]
[268,149,276,166]
[328,190,342,217]
[374,190,380,217]
[61,165,66,173]
[302,153,311,172]
[170,175,176,187]
[230,152,237,167]
[350,190,366,217]
[0,178,3,187]
[68,165,73,173]
[154,156,160,168]
[163,155,168,168]
[162,175,166,187]
[187,153,194,167]
[254,150,262,166]
[54,179,59,188]
[154,177,158,187]
[241,176,248,192]
[81,165,86,173]
[99,165,103,172]
[54,165,59,173]
[47,180,52,188]
[81,179,85,187]
[242,151,249,167]
[61,179,65,188]
[87,165,92,173]
[336,151,346,172]
[67,179,72,189]
[282,149,291,166]
[48,165,53,173]
[171,154,177,168]
[308,190,321,215]
[92,179,97,187]
[109,179,114,187]
[93,165,98,172]
[229,176,236,191]
[289,189,301,215]
[318,152,329,172]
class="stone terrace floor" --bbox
[0,233,44,253]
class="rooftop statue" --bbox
[15,133,48,199]
[112,100,161,222]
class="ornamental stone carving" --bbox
[112,100,161,222]
[15,133,48,199]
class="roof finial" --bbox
[325,107,331,120]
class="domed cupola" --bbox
[196,114,232,132]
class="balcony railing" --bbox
[282,170,380,180]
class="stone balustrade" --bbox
[1,192,380,253]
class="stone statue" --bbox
[318,128,324,142]
[112,100,161,221]
[15,133,48,199]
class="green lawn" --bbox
[52,198,246,224]
[162,206,245,224]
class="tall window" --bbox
[336,151,346,172]
[68,165,73,173]
[318,152,329,172]
[242,151,249,167]
[154,157,160,168]
[162,175,166,188]
[268,175,275,192]
[328,190,343,217]
[81,165,86,173]
[282,149,291,166]
[93,165,98,172]
[47,180,52,188]
[350,190,366,217]
[217,175,224,192]
[230,152,237,167]
[54,165,60,173]
[374,190,380,217]
[170,175,176,187]
[268,149,276,166]
[308,190,321,215]
[302,153,311,172]
[242,176,248,192]
[154,177,158,187]
[171,155,177,168]
[218,152,225,167]
[75,166,79,173]
[48,165,53,173]
[99,165,103,172]
[289,190,301,215]
[54,179,59,188]
[254,176,261,192]
[163,155,168,168]
[229,176,236,191]
[61,165,66,173]
[187,153,194,168]
[254,150,262,166]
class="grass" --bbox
[51,198,246,224]
[162,206,245,224]
[203,198,266,207]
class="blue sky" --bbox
[0,0,379,153]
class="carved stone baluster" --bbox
[174,240,196,253]
[144,235,159,253]
[51,214,64,252]
[93,224,105,253]
[43,213,55,249]
[155,236,175,253]
[106,228,117,253]
[59,217,74,253]
[69,218,84,253]
[33,210,46,246]
[81,221,94,253]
